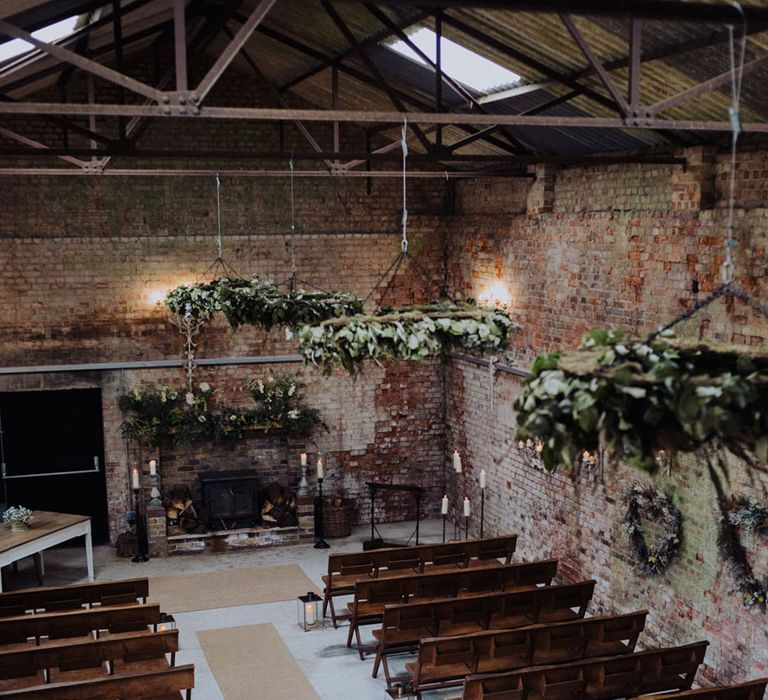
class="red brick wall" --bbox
[445,147,768,684]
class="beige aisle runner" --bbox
[149,564,319,613]
[198,623,321,700]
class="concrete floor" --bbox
[5,518,453,700]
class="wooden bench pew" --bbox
[372,580,596,682]
[0,664,195,700]
[0,629,179,691]
[0,578,149,618]
[0,603,162,647]
[347,559,559,658]
[405,610,648,696]
[323,536,518,627]
[642,680,768,700]
[461,641,709,700]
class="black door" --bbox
[0,389,108,543]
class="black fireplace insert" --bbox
[199,469,260,530]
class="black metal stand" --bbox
[442,514,446,543]
[314,478,330,550]
[464,515,469,541]
[363,482,423,549]
[480,489,485,538]
[132,488,150,563]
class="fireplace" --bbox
[199,470,260,531]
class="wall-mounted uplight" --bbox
[478,279,512,309]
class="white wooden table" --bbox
[0,511,93,592]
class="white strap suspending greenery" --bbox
[290,157,297,280]
[722,2,747,284]
[215,172,223,260]
[401,116,409,253]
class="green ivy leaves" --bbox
[297,302,520,374]
[166,276,363,330]
[515,330,768,472]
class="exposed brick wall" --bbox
[445,147,768,684]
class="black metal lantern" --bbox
[297,591,323,631]
[157,613,176,632]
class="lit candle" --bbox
[463,497,471,517]
[304,600,316,625]
[300,453,307,467]
[131,468,140,490]
[441,495,449,515]
[480,469,486,489]
[149,459,157,477]
[453,451,462,473]
[316,457,324,480]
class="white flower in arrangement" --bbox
[4,506,32,524]
[287,384,296,397]
[288,409,300,419]
[199,382,211,392]
[257,380,265,393]
[229,414,238,422]
[185,392,195,406]
[197,414,206,423]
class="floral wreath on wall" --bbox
[718,495,768,609]
[624,484,683,576]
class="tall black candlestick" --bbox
[314,478,330,550]
[132,488,150,563]
[464,515,469,541]
[442,514,446,543]
[480,489,485,538]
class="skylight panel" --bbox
[386,27,521,94]
[0,16,78,65]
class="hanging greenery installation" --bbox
[166,276,363,329]
[297,301,520,374]
[624,484,682,576]
[515,328,768,472]
[119,375,324,444]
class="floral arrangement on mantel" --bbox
[624,484,682,576]
[298,301,520,374]
[719,495,768,608]
[4,506,33,531]
[514,328,768,473]
[119,375,323,444]
[165,276,363,329]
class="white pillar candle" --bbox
[480,469,486,489]
[304,600,316,625]
[441,495,449,515]
[316,457,324,480]
[300,452,307,467]
[131,468,140,490]
[453,450,462,473]
[149,459,157,476]
[463,497,471,517]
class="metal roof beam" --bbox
[1,102,766,133]
[195,0,277,102]
[0,125,87,167]
[0,17,161,102]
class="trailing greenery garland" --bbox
[297,301,520,374]
[119,375,324,444]
[625,484,682,575]
[515,328,768,472]
[165,276,363,329]
[719,496,768,608]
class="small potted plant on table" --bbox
[4,506,33,532]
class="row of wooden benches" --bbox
[0,577,194,699]
[323,535,518,626]
[324,538,767,700]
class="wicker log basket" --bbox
[323,497,354,538]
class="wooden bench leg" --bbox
[372,646,382,678]
[33,553,44,587]
[326,595,339,629]
[346,619,356,648]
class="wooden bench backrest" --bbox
[354,560,557,612]
[327,536,518,577]
[0,630,179,680]
[0,578,149,617]
[643,680,768,700]
[461,641,709,700]
[0,664,195,699]
[380,581,595,640]
[412,611,647,690]
[0,603,161,645]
